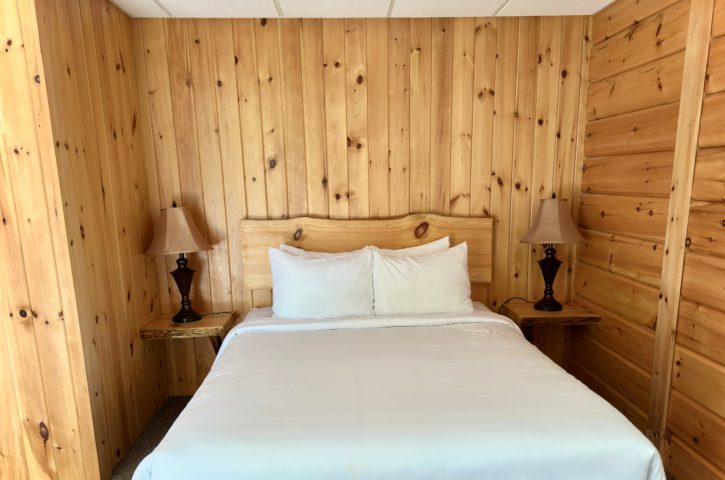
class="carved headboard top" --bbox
[240,214,493,290]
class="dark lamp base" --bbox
[171,253,202,324]
[173,308,202,324]
[534,243,564,312]
[534,296,563,311]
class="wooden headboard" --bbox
[240,214,493,290]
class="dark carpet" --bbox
[112,396,191,480]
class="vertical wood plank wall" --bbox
[134,17,591,395]
[570,0,725,477]
[1,0,165,477]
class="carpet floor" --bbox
[112,396,190,480]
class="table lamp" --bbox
[146,206,211,323]
[522,195,583,311]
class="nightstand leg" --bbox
[209,336,222,354]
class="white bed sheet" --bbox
[134,303,664,480]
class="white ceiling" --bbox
[111,0,616,18]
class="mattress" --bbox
[134,303,665,480]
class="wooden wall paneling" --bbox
[322,19,349,219]
[687,201,725,255]
[574,263,659,329]
[698,92,725,148]
[254,18,288,220]
[581,152,674,197]
[0,0,97,476]
[0,85,57,479]
[449,17,475,217]
[429,18,453,215]
[676,299,725,365]
[589,0,689,83]
[592,0,680,45]
[344,19,370,218]
[583,103,681,157]
[365,19,389,217]
[587,52,685,121]
[279,19,308,219]
[569,333,652,411]
[135,16,590,389]
[210,19,251,318]
[388,19,410,216]
[713,0,725,37]
[299,19,328,217]
[681,252,725,312]
[487,17,518,308]
[568,358,648,431]
[527,17,562,301]
[705,35,725,94]
[233,19,268,223]
[577,229,664,288]
[671,345,725,418]
[692,148,725,201]
[508,17,537,298]
[188,19,233,381]
[668,389,725,472]
[578,193,669,241]
[409,18,432,214]
[576,297,656,372]
[649,0,714,446]
[469,17,496,218]
[663,434,725,480]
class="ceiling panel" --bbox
[110,0,170,17]
[280,0,391,17]
[497,0,613,16]
[391,0,505,17]
[162,0,279,18]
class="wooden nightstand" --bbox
[500,302,600,365]
[140,312,235,353]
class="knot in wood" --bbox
[39,422,49,443]
[293,228,303,241]
[685,238,692,247]
[414,222,429,239]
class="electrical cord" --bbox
[497,296,534,314]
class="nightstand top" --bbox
[140,312,235,340]
[500,302,601,327]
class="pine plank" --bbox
[587,51,684,120]
[698,91,725,148]
[672,345,725,418]
[322,19,349,219]
[592,0,680,45]
[577,228,664,288]
[676,299,725,380]
[705,34,725,94]
[388,18,410,217]
[429,18,453,215]
[584,102,681,157]
[366,19,389,218]
[409,18,432,214]
[667,390,725,473]
[344,19,369,218]
[574,263,659,329]
[582,152,674,197]
[578,193,669,241]
[687,201,725,257]
[692,148,725,201]
[470,17,497,218]
[663,434,725,480]
[589,0,689,83]
[681,251,725,312]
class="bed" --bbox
[134,215,664,480]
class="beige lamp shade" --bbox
[145,207,212,255]
[521,198,584,245]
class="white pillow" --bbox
[372,242,473,316]
[279,236,450,258]
[269,247,374,319]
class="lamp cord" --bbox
[498,296,534,314]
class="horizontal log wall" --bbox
[663,0,725,476]
[573,0,725,478]
[572,0,688,434]
[135,17,591,395]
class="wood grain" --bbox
[692,148,725,201]
[582,152,674,197]
[578,193,669,241]
[140,313,234,340]
[677,300,725,366]
[240,214,493,289]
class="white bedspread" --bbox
[134,305,664,480]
